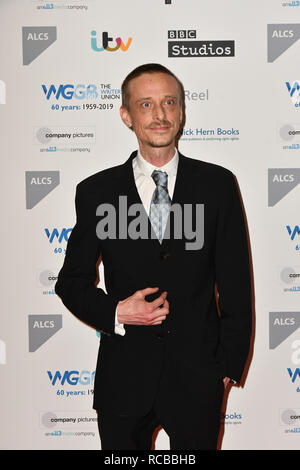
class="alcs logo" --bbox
[91,31,132,52]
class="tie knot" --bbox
[151,170,168,189]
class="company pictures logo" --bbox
[279,124,300,150]
[22,27,57,65]
[168,30,234,58]
[280,266,300,292]
[286,81,300,107]
[268,24,300,62]
[38,269,58,295]
[91,31,132,52]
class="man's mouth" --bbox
[149,123,171,131]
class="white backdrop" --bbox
[1,0,300,450]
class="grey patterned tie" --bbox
[149,170,171,243]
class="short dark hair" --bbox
[121,63,184,110]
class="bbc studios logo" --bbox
[167,30,235,58]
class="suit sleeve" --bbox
[55,182,119,334]
[214,171,252,383]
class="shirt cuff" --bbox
[114,304,126,336]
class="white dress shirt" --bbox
[114,148,179,336]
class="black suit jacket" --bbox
[55,151,252,416]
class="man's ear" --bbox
[120,106,132,129]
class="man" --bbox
[55,63,252,450]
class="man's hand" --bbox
[116,287,169,326]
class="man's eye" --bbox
[166,99,175,105]
[142,102,151,108]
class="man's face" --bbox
[120,72,183,151]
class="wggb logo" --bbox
[286,225,300,240]
[42,84,99,100]
[45,228,72,244]
[47,370,95,386]
[286,81,300,107]
[287,368,300,383]
[285,226,300,252]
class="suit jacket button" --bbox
[160,251,170,260]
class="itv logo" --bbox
[91,31,132,52]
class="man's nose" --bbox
[153,103,166,121]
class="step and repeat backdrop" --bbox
[1,0,300,450]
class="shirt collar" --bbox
[136,148,179,178]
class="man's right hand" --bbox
[116,287,169,326]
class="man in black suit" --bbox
[55,63,252,450]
